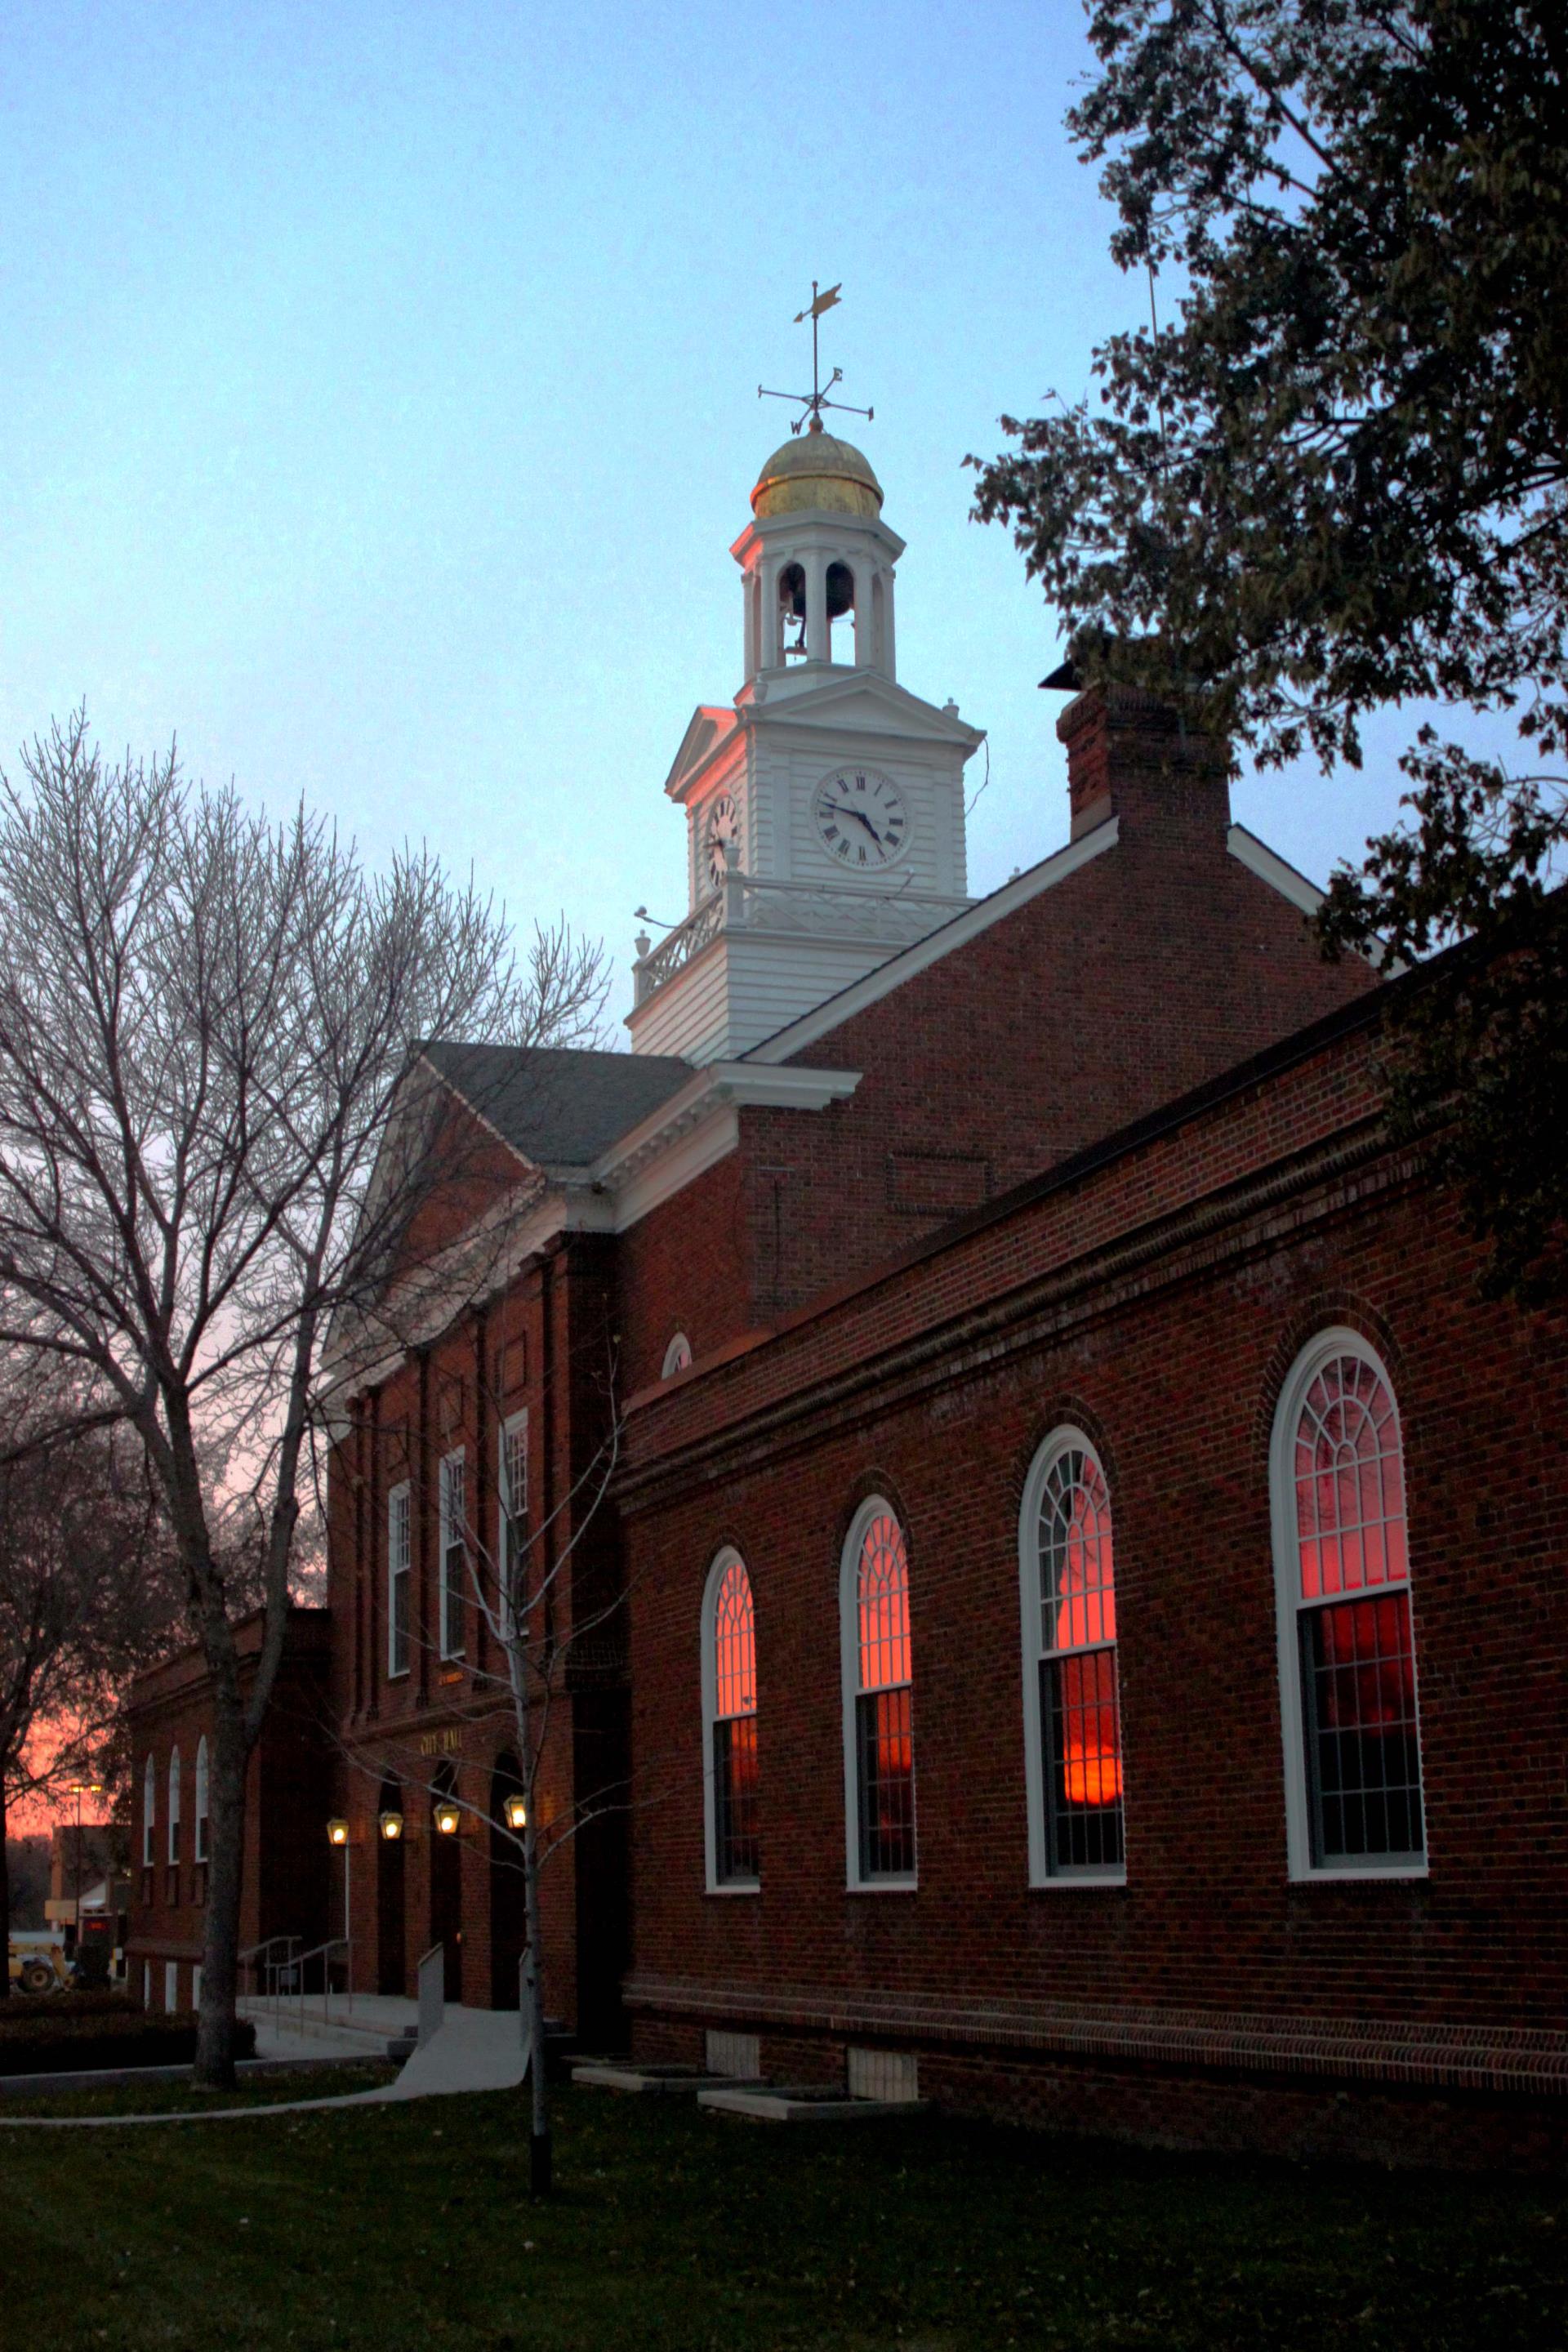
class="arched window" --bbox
[194,1737,209,1864]
[662,1332,693,1380]
[1019,1431,1125,1882]
[702,1551,759,1889]
[167,1747,181,1866]
[840,1500,915,1886]
[1271,1333,1426,1877]
[141,1753,156,1868]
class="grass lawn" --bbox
[0,2061,397,2118]
[0,2082,1563,2351]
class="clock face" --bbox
[704,792,740,892]
[813,767,909,871]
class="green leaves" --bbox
[972,1,1568,1299]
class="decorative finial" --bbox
[758,280,875,438]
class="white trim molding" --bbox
[1227,824,1325,916]
[1269,1327,1428,1883]
[1018,1426,1127,1889]
[701,1547,760,1895]
[840,1496,917,1892]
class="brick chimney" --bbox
[1055,680,1232,844]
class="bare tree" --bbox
[0,712,608,2082]
[0,1391,177,1991]
[332,1334,629,2195]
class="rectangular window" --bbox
[499,1412,528,1642]
[439,1451,466,1661]
[387,1481,412,1677]
[713,1716,760,1883]
[192,1963,203,2011]
[1300,1592,1423,1865]
[164,1961,178,2013]
[856,1686,915,1881]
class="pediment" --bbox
[663,705,740,800]
[751,670,985,751]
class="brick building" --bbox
[124,425,1568,2161]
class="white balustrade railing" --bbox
[632,872,969,1006]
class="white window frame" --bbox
[662,1332,693,1379]
[498,1410,528,1645]
[839,1495,917,1892]
[194,1735,209,1864]
[387,1480,412,1678]
[438,1449,467,1661]
[1270,1327,1428,1883]
[701,1547,760,1895]
[142,1753,156,1867]
[167,1747,180,1866]
[1018,1426,1128,1888]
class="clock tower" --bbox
[628,417,985,1063]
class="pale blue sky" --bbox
[2,1,1423,1031]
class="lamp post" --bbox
[327,1818,351,2002]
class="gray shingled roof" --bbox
[421,1040,694,1169]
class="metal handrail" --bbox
[238,1935,302,2007]
[266,1935,351,2035]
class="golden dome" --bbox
[751,425,884,520]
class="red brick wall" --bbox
[126,1613,333,2009]
[616,1013,1568,2157]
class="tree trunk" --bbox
[0,1781,11,2002]
[194,1702,251,2087]
[523,1815,550,2195]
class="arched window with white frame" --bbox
[1019,1429,1125,1882]
[1271,1331,1426,1877]
[194,1736,209,1864]
[840,1499,915,1886]
[167,1746,181,1866]
[141,1753,156,1868]
[662,1332,693,1380]
[702,1549,760,1889]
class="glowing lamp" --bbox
[327,1817,350,1847]
[378,1810,404,1842]
[502,1793,528,1832]
[434,1799,461,1837]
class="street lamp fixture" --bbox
[327,1817,349,1847]
[378,1810,404,1842]
[502,1793,528,1832]
[434,1799,461,1837]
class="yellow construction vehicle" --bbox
[7,1937,69,1994]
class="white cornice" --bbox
[1227,823,1324,915]
[744,815,1121,1064]
[587,1060,860,1214]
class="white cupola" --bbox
[628,419,986,1065]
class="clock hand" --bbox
[823,803,885,845]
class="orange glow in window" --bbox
[858,1514,911,1690]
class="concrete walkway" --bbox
[0,2004,532,2129]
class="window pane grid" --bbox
[714,1715,760,1882]
[852,1513,915,1879]
[1036,1447,1124,1875]
[1301,1592,1423,1862]
[857,1685,915,1879]
[712,1561,756,1721]
[388,1484,411,1677]
[440,1456,466,1660]
[1291,1353,1424,1868]
[500,1422,528,1642]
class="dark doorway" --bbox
[489,1752,527,2011]
[429,1766,464,2003]
[376,1777,407,1996]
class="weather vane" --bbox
[758,281,874,436]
